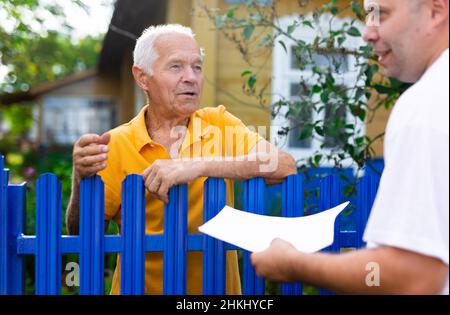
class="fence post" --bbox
[281,174,303,295]
[203,178,226,295]
[318,174,342,295]
[7,184,26,294]
[35,174,62,295]
[0,156,9,294]
[356,174,379,249]
[80,176,105,295]
[164,184,188,295]
[242,177,265,295]
[121,174,146,295]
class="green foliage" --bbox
[0,0,108,295]
[202,0,411,177]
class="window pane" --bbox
[288,83,312,149]
[323,103,347,148]
[291,47,349,73]
[43,97,116,145]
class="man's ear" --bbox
[132,65,150,91]
[429,0,449,27]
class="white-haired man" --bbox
[66,24,297,294]
[251,0,449,294]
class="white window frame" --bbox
[271,14,366,167]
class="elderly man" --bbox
[65,24,297,294]
[251,0,449,294]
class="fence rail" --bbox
[0,155,379,295]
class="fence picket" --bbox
[242,177,265,295]
[36,174,62,295]
[121,174,146,295]
[80,175,105,294]
[203,178,226,295]
[280,174,303,295]
[163,184,188,295]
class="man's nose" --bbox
[182,66,198,83]
[362,26,379,44]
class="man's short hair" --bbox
[133,24,205,75]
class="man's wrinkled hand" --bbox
[142,159,203,203]
[250,238,300,282]
[73,132,111,184]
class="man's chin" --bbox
[178,103,199,115]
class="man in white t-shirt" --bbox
[251,0,449,294]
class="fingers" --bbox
[78,153,108,167]
[76,134,101,148]
[157,182,170,204]
[143,164,171,204]
[73,134,110,183]
[98,132,111,145]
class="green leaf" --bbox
[358,109,366,122]
[278,40,287,53]
[312,85,322,94]
[315,126,324,137]
[351,1,363,15]
[347,26,361,37]
[247,75,257,89]
[226,5,239,18]
[243,24,255,40]
[337,36,346,46]
[287,22,298,35]
[302,20,314,29]
[320,91,330,103]
[355,88,365,101]
[314,154,323,165]
[241,70,252,77]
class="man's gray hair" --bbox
[133,24,205,75]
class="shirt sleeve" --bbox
[214,105,263,157]
[363,124,449,265]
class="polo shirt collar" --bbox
[131,105,211,153]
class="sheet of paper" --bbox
[198,201,349,253]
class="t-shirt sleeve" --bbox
[363,124,449,265]
[211,105,263,157]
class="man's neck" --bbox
[145,106,190,136]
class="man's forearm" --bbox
[65,176,80,235]
[199,151,296,182]
[289,247,448,294]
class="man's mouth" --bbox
[376,50,392,65]
[178,91,197,97]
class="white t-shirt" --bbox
[363,49,449,295]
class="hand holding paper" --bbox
[198,202,349,253]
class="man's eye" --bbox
[194,65,202,72]
[171,64,181,70]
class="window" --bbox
[271,14,366,166]
[290,46,349,74]
[43,96,116,145]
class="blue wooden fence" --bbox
[0,155,380,295]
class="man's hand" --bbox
[73,132,111,184]
[142,159,203,203]
[251,238,301,282]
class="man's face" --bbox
[147,33,204,118]
[363,0,430,83]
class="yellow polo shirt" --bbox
[99,104,262,295]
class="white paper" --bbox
[198,201,349,253]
